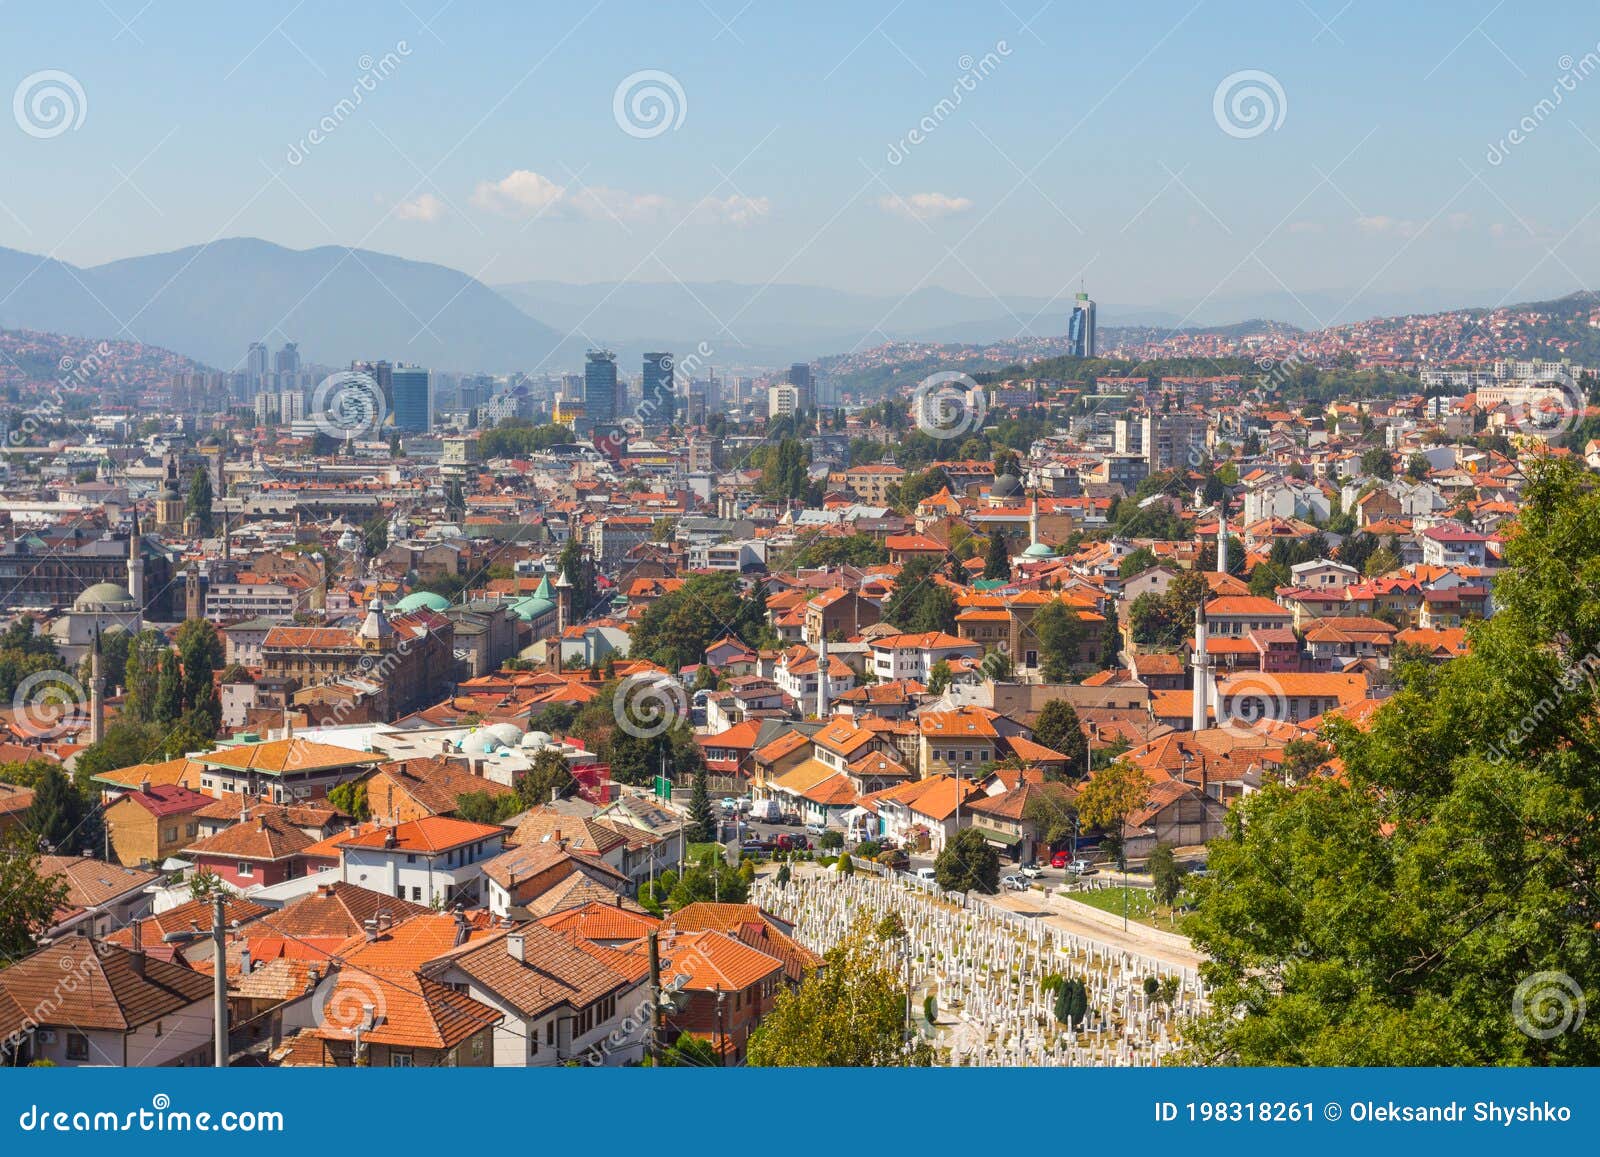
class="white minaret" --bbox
[1191,601,1209,732]
[127,512,145,613]
[816,633,829,719]
[1216,501,1229,576]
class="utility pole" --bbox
[167,893,229,1067]
[646,931,661,1066]
[211,892,227,1067]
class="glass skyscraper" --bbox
[391,365,431,432]
[1068,291,1096,358]
[641,352,675,424]
[585,349,618,425]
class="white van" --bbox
[748,799,782,823]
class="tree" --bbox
[1183,458,1600,1065]
[153,650,183,727]
[516,749,574,809]
[747,922,931,1066]
[23,767,95,854]
[1031,601,1085,682]
[983,532,1011,581]
[926,659,953,696]
[1364,544,1400,577]
[1360,446,1394,480]
[1074,760,1151,867]
[455,789,520,824]
[628,572,759,671]
[667,847,748,909]
[1032,699,1087,775]
[0,829,69,961]
[881,555,957,635]
[1117,547,1158,578]
[1405,452,1431,481]
[1148,842,1186,906]
[186,467,214,536]
[934,827,1000,894]
[1053,977,1089,1027]
[685,764,716,843]
[327,780,370,820]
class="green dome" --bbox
[75,582,137,612]
[511,596,556,622]
[532,575,554,601]
[1021,541,1057,559]
[394,591,451,613]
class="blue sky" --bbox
[3,0,1600,315]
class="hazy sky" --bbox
[4,0,1600,322]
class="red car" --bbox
[775,833,810,852]
[1050,849,1072,869]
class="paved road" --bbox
[982,888,1205,971]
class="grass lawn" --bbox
[1061,885,1189,932]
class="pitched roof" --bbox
[38,855,162,908]
[197,738,383,776]
[433,922,635,1019]
[0,938,212,1034]
[337,816,506,855]
[182,811,316,862]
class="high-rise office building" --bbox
[275,342,301,375]
[585,349,618,426]
[391,365,431,432]
[642,352,675,424]
[1068,291,1097,358]
[246,342,270,389]
[787,362,814,410]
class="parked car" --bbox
[1001,874,1029,891]
[805,822,826,836]
[1050,849,1072,869]
[774,833,810,852]
[748,799,782,823]
[1068,858,1098,876]
[913,866,937,881]
[740,837,775,854]
[777,811,802,826]
[1019,862,1043,879]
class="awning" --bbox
[969,826,1022,847]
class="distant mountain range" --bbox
[0,238,566,373]
[0,235,1570,373]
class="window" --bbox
[185,823,198,837]
[546,1021,556,1045]
[163,826,177,842]
[66,1033,89,1061]
[406,854,417,864]
[236,862,253,877]
[391,1052,414,1067]
[412,887,422,901]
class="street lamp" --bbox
[161,892,231,1068]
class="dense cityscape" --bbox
[1,5,1597,1106]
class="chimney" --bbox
[240,945,252,975]
[139,777,151,795]
[506,932,525,962]
[363,918,379,942]
[130,919,143,955]
[383,827,396,849]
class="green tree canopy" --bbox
[746,922,930,1067]
[1183,458,1600,1065]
